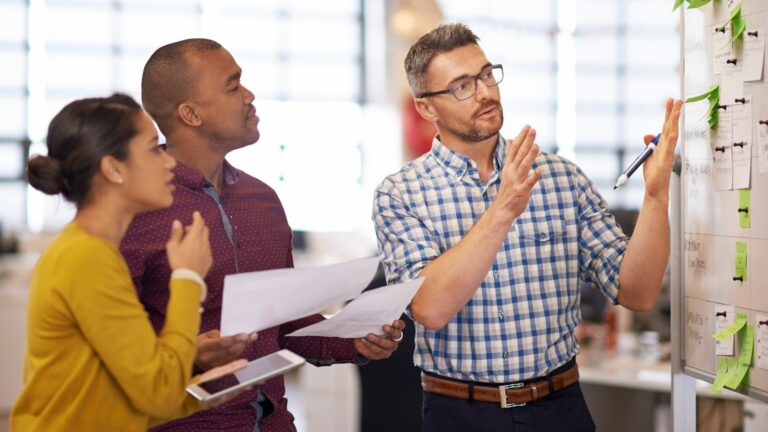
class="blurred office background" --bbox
[0,0,679,235]
[7,1,762,432]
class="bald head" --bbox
[141,38,222,136]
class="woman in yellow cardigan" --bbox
[11,93,235,431]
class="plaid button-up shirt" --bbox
[373,135,627,383]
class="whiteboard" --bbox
[681,0,768,403]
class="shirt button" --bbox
[493,270,499,280]
[498,312,504,320]
[503,351,509,359]
[539,232,548,240]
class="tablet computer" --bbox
[186,349,305,402]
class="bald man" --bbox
[120,39,405,432]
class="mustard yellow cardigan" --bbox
[12,222,202,431]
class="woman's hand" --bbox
[194,359,256,409]
[166,211,213,277]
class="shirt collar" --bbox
[430,134,507,179]
[171,157,240,190]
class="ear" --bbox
[177,102,202,127]
[413,97,440,123]
[99,155,125,185]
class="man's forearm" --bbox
[412,203,515,330]
[617,194,670,311]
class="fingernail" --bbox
[249,332,259,341]
[172,220,181,229]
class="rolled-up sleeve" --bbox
[574,167,628,304]
[373,178,441,285]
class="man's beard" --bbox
[446,101,503,143]
[208,126,260,154]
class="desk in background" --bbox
[578,346,768,432]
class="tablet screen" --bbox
[197,354,296,394]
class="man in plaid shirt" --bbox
[373,23,682,432]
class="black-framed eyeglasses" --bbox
[417,64,504,101]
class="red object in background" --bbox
[402,96,436,158]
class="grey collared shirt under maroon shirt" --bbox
[121,158,360,432]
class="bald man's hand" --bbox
[195,330,259,370]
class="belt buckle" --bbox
[498,382,526,408]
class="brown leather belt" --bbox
[421,363,580,408]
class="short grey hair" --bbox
[404,23,480,97]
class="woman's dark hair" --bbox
[27,93,143,206]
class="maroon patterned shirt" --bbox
[121,159,360,432]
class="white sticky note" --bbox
[713,111,734,191]
[715,305,735,356]
[731,99,752,189]
[759,106,768,174]
[756,314,768,370]
[720,59,744,103]
[743,27,765,82]
[713,25,733,76]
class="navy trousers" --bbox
[422,381,596,432]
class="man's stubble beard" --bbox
[448,105,504,143]
[208,127,260,154]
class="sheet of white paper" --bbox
[220,257,380,336]
[743,27,765,82]
[759,114,768,174]
[720,59,744,103]
[713,110,734,191]
[715,304,735,356]
[756,314,768,370]
[731,98,752,189]
[286,278,424,338]
[713,25,733,76]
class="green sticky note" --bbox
[707,97,721,128]
[712,356,729,393]
[713,313,748,340]
[729,3,742,20]
[708,108,720,129]
[739,189,751,228]
[725,323,752,389]
[724,363,749,389]
[730,15,747,42]
[739,325,754,366]
[718,357,739,391]
[735,242,747,281]
[685,83,721,129]
[685,83,719,103]
[688,0,712,9]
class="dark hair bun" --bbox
[27,155,66,195]
[29,93,142,206]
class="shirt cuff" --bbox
[171,268,207,302]
[355,352,371,365]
